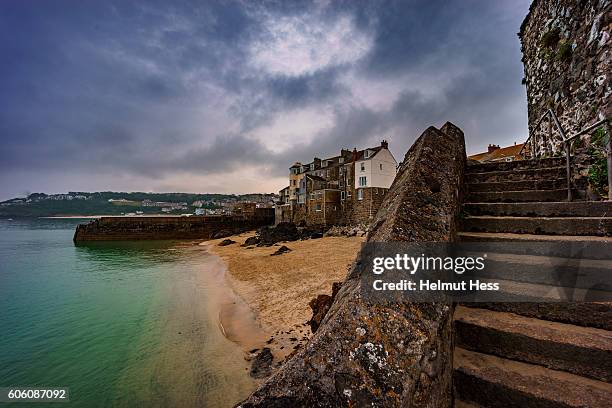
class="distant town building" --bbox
[276,140,398,227]
[469,143,525,162]
[232,202,257,217]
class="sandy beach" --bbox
[203,231,364,359]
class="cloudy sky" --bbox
[0,0,531,200]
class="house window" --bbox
[357,189,364,200]
[315,203,322,211]
[360,163,365,172]
[380,163,383,171]
[339,157,344,164]
[374,188,378,195]
[310,163,315,170]
[341,191,346,200]
[359,176,367,187]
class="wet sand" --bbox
[203,232,364,359]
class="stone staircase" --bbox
[454,157,612,407]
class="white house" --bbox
[354,142,397,191]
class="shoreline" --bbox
[203,231,364,361]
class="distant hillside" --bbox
[0,191,278,217]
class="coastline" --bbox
[203,231,364,360]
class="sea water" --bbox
[0,218,255,407]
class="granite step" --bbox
[454,306,612,382]
[466,167,566,183]
[466,189,571,203]
[454,348,612,407]
[458,231,612,243]
[454,400,483,408]
[463,201,612,217]
[467,178,567,192]
[460,302,612,331]
[467,157,566,173]
[461,216,612,236]
[466,251,612,290]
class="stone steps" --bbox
[454,347,612,408]
[454,306,612,382]
[468,252,612,290]
[467,157,566,173]
[455,158,612,407]
[463,201,612,217]
[460,302,612,331]
[467,178,567,192]
[466,189,571,203]
[461,215,612,236]
[458,231,612,243]
[465,166,566,183]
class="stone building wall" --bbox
[350,187,389,226]
[519,0,610,153]
[305,190,342,227]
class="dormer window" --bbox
[310,163,315,171]
[339,157,344,164]
[364,149,372,158]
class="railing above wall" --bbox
[519,109,610,202]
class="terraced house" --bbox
[276,141,398,227]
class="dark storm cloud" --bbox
[0,0,531,199]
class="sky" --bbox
[0,0,532,200]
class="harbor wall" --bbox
[73,210,274,242]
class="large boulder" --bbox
[241,236,260,247]
[218,238,236,246]
[270,245,292,256]
[257,222,300,246]
[237,122,466,408]
[308,282,343,333]
[250,348,274,379]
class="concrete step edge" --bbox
[454,348,612,407]
[454,306,612,382]
[457,232,612,243]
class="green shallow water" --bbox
[0,218,255,407]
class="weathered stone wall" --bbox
[350,187,389,226]
[520,0,610,152]
[238,122,466,408]
[305,190,342,227]
[73,211,274,242]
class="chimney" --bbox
[488,144,500,153]
[381,140,388,149]
[352,148,358,162]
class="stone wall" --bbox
[73,211,274,242]
[238,122,466,408]
[519,0,610,152]
[350,187,389,226]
